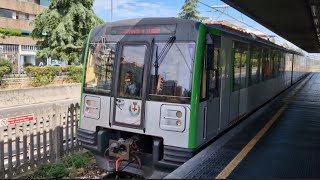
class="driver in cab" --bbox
[124,71,140,96]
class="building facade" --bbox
[0,0,49,75]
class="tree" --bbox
[32,0,104,63]
[179,0,205,21]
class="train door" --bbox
[229,41,248,124]
[112,42,149,129]
[204,34,221,139]
[219,36,232,131]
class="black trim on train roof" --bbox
[206,23,303,56]
[88,17,303,56]
[89,18,200,43]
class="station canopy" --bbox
[221,0,320,53]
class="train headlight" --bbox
[176,111,182,118]
[176,120,182,126]
[86,100,93,107]
[83,96,101,120]
[160,105,186,132]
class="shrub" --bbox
[0,28,30,37]
[25,65,83,87]
[25,66,60,87]
[32,151,93,179]
[64,65,83,83]
[0,58,12,83]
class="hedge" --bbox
[0,58,12,83]
[26,65,83,87]
[0,28,30,37]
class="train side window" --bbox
[249,45,261,86]
[201,54,207,100]
[280,52,285,74]
[203,35,220,99]
[233,41,248,91]
[201,35,213,101]
[270,50,275,78]
[261,48,270,81]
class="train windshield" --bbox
[84,43,116,95]
[149,42,195,104]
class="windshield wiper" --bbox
[154,36,176,76]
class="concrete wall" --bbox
[0,84,81,108]
[0,17,33,31]
[1,36,37,46]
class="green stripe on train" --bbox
[79,29,93,127]
[188,24,207,149]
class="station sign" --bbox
[0,114,35,127]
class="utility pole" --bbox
[111,0,113,22]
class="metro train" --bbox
[77,17,308,178]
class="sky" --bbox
[92,0,313,56]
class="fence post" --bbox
[52,104,63,163]
[0,126,5,179]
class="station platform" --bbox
[165,73,320,179]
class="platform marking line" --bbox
[215,76,311,179]
[215,105,287,179]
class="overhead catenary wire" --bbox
[198,1,305,51]
[198,1,266,35]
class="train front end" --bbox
[77,18,202,178]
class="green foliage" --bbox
[25,66,60,86]
[179,0,206,21]
[34,163,68,178]
[0,58,12,82]
[25,65,83,86]
[62,65,83,83]
[0,28,30,37]
[32,0,104,63]
[32,151,92,179]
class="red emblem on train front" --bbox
[129,102,140,116]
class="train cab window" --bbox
[249,45,261,86]
[84,43,116,95]
[118,45,146,99]
[233,41,248,91]
[149,42,195,104]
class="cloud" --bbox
[93,0,180,22]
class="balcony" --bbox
[0,0,45,15]
[0,17,33,31]
[1,36,37,46]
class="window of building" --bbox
[0,8,14,19]
[40,0,50,6]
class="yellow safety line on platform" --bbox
[215,75,311,179]
[215,104,287,179]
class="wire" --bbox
[198,1,265,35]
[120,159,136,172]
[115,157,123,172]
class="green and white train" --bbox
[77,17,308,178]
